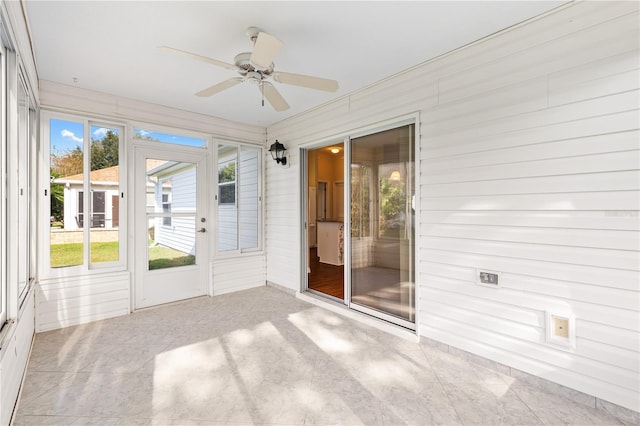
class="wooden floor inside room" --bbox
[308,247,344,299]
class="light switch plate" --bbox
[475,269,502,288]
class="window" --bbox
[218,159,236,205]
[48,116,124,271]
[216,143,261,253]
[0,46,5,324]
[16,73,35,305]
[162,192,172,226]
[133,128,206,148]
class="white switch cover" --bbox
[476,269,502,288]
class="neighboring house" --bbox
[54,166,120,230]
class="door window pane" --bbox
[350,124,415,323]
[146,159,196,270]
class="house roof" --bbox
[55,159,168,185]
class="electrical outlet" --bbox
[546,312,575,350]
[553,316,569,338]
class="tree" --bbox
[49,171,64,223]
[379,177,405,238]
[51,146,83,177]
[90,130,119,171]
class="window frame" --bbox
[161,192,172,227]
[41,111,126,277]
[0,39,6,326]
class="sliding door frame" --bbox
[300,113,420,333]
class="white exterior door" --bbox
[134,146,209,308]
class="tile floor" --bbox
[13,286,630,425]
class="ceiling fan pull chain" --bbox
[262,83,265,107]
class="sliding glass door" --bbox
[350,124,415,327]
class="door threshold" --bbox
[134,294,209,312]
[297,291,418,343]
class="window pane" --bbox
[239,146,259,250]
[146,159,197,270]
[89,125,119,264]
[134,128,206,148]
[50,118,85,268]
[218,145,238,251]
[17,78,30,299]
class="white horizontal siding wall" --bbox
[36,272,130,332]
[212,254,266,295]
[156,167,197,254]
[266,1,639,412]
[39,81,265,143]
[0,290,35,426]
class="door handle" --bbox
[198,227,206,233]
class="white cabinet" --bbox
[317,221,344,266]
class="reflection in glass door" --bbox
[350,124,415,327]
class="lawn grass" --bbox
[148,244,195,270]
[50,241,194,270]
[50,241,119,268]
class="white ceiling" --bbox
[24,1,566,127]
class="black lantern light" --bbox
[268,140,287,165]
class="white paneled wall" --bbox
[212,254,266,295]
[267,1,639,412]
[37,272,131,332]
[0,291,34,426]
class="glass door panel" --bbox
[350,124,415,326]
[146,159,198,270]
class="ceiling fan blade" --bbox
[272,71,339,92]
[260,82,289,111]
[159,46,238,71]
[195,78,243,97]
[250,32,284,69]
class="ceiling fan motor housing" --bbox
[234,52,274,76]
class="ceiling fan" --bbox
[160,27,339,112]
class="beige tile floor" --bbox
[13,286,631,425]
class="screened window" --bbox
[216,144,261,253]
[16,74,33,304]
[48,117,123,270]
[218,159,236,205]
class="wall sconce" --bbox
[268,140,287,165]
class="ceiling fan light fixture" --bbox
[245,71,263,85]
